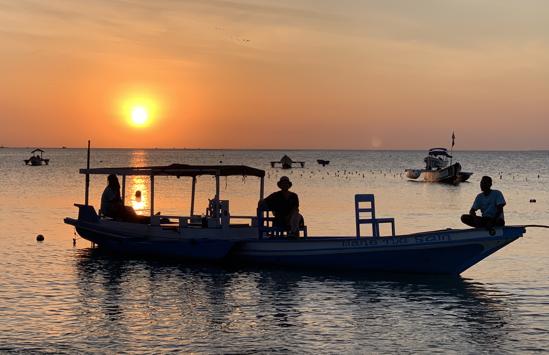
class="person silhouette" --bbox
[101,174,149,223]
[461,176,506,228]
[259,176,304,237]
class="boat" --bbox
[64,153,527,275]
[405,148,472,184]
[24,148,50,166]
[270,155,305,169]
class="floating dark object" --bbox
[36,234,44,241]
[317,159,330,167]
[270,155,305,169]
[530,199,537,203]
[24,148,50,166]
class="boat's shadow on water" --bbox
[74,247,508,303]
[74,247,514,350]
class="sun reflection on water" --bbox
[129,176,148,213]
[127,151,149,214]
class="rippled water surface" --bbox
[0,148,548,353]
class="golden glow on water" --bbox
[130,150,148,165]
[127,151,149,214]
[129,176,148,213]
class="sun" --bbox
[131,107,148,126]
[119,91,160,128]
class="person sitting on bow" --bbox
[461,176,506,228]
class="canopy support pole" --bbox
[190,176,196,216]
[121,175,126,204]
[150,175,155,216]
[215,174,220,218]
[260,176,264,200]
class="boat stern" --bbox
[405,169,422,179]
[64,204,100,231]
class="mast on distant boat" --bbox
[85,140,90,206]
[450,131,455,166]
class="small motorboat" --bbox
[24,148,50,166]
[64,148,527,275]
[405,148,472,184]
[270,155,305,169]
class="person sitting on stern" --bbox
[259,176,304,237]
[461,175,506,228]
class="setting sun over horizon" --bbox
[118,91,163,132]
[131,107,148,126]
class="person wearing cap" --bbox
[260,176,303,237]
[461,176,506,228]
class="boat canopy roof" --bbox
[79,163,265,178]
[428,148,452,158]
[31,148,45,153]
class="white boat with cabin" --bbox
[405,148,472,184]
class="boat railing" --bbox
[149,214,258,229]
[257,207,308,239]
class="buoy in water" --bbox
[36,234,44,242]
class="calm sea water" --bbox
[0,148,547,353]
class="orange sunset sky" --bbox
[1,0,548,149]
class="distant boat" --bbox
[24,148,50,166]
[270,155,305,169]
[317,159,330,167]
[405,148,472,184]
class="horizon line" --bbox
[2,146,549,152]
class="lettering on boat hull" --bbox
[342,233,453,248]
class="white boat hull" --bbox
[405,163,472,184]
